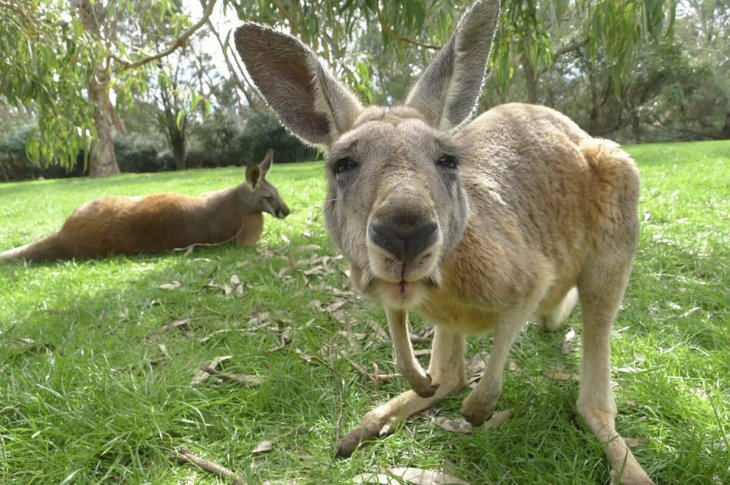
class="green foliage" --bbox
[240,110,317,164]
[0,0,96,168]
[0,141,728,483]
[0,0,216,174]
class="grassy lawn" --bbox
[0,140,728,484]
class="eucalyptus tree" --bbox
[153,44,216,170]
[1,0,217,176]
[218,0,677,109]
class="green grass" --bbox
[1,140,728,484]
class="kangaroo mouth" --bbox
[357,267,440,310]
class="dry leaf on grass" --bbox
[546,370,580,381]
[230,274,245,297]
[201,367,261,388]
[681,306,700,318]
[483,409,513,430]
[561,328,577,355]
[291,244,322,254]
[467,352,490,377]
[432,416,473,434]
[161,318,191,333]
[158,343,170,359]
[353,467,470,485]
[324,300,347,314]
[256,247,274,258]
[160,281,181,290]
[267,326,292,353]
[367,320,389,342]
[119,307,130,321]
[191,355,233,385]
[625,437,645,448]
[252,440,273,454]
[296,348,314,363]
[198,328,238,344]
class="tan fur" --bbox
[235,1,652,482]
[1,150,290,262]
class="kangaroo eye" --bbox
[436,155,459,170]
[334,157,358,175]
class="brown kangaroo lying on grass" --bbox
[0,149,290,262]
[234,0,652,482]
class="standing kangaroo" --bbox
[0,149,290,262]
[235,1,651,482]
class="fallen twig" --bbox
[346,358,401,388]
[175,235,237,255]
[175,446,246,484]
[201,366,260,387]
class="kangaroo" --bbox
[0,149,290,262]
[234,1,652,483]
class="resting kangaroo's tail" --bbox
[0,234,71,262]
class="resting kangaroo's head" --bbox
[241,148,290,219]
[235,0,499,308]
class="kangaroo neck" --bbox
[200,186,248,221]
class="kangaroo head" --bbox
[241,148,290,219]
[235,0,499,308]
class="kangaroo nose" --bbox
[277,206,290,218]
[368,220,438,262]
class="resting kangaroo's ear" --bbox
[406,0,500,130]
[246,163,261,189]
[234,24,363,147]
[259,148,274,177]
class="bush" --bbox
[240,110,317,163]
[114,133,173,173]
[0,124,85,181]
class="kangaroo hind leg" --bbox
[540,286,578,332]
[577,256,652,484]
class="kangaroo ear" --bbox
[406,0,500,130]
[235,24,363,147]
[259,148,274,177]
[246,163,261,189]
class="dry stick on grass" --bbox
[201,366,260,387]
[175,446,246,485]
[174,235,237,255]
[346,357,401,389]
[335,373,345,444]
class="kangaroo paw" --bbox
[410,372,440,398]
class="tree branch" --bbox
[373,0,440,51]
[113,0,218,70]
[175,446,246,484]
[206,20,261,111]
[553,37,589,60]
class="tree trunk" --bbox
[522,55,539,104]
[720,111,730,139]
[87,72,121,177]
[170,126,187,170]
[74,0,121,177]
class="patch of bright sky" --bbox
[181,0,240,73]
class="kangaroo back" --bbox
[1,150,290,262]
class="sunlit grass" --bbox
[1,141,728,483]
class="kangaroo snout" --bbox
[275,205,290,219]
[368,220,438,262]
